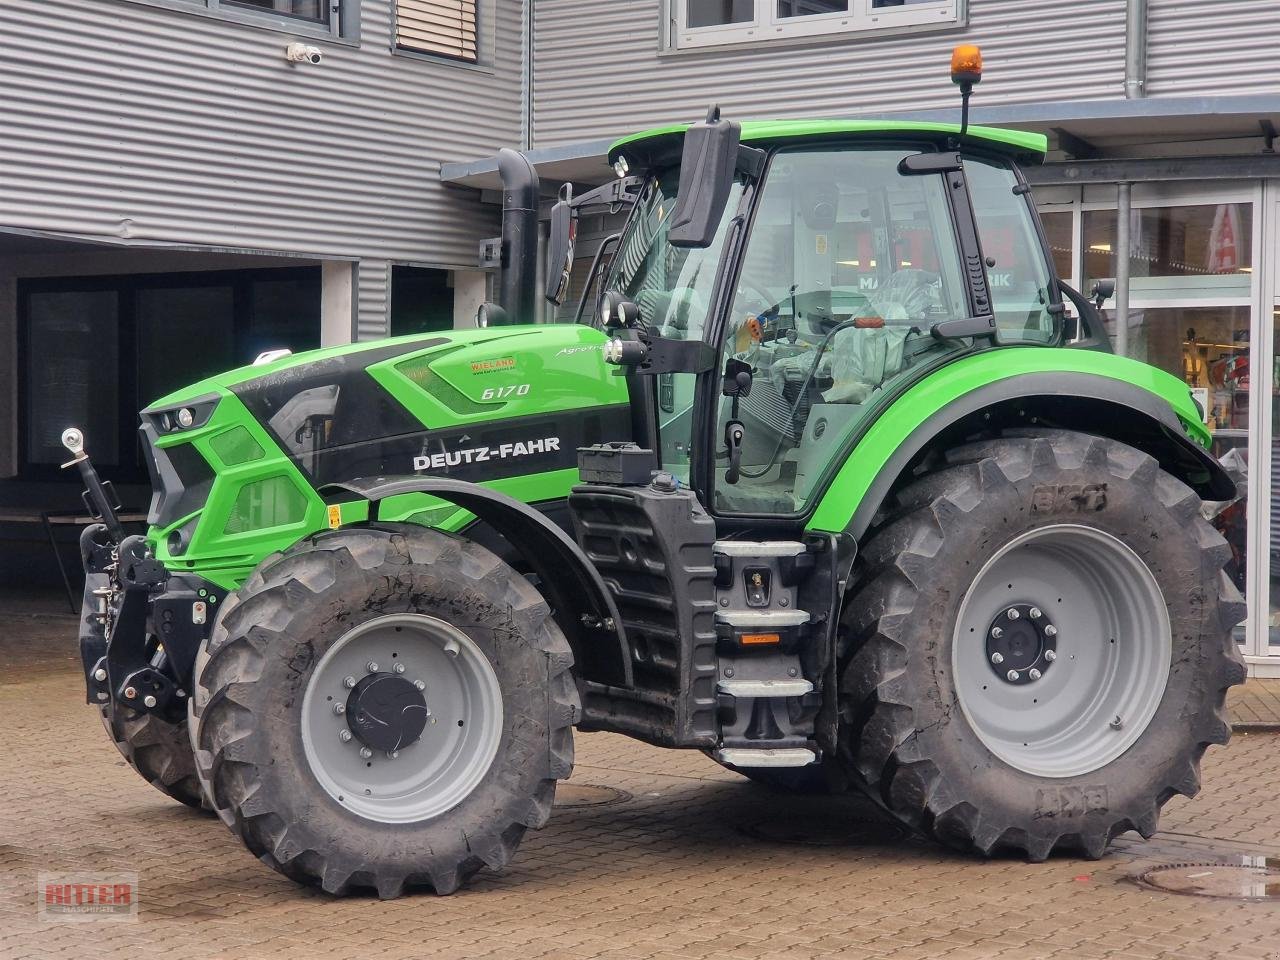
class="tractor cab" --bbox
[585,114,1071,520]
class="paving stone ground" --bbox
[4,608,1280,960]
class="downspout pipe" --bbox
[1114,181,1131,358]
[497,147,540,324]
[1125,0,1147,100]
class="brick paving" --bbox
[1227,679,1280,729]
[4,608,1280,959]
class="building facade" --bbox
[7,0,1280,676]
[1,0,520,578]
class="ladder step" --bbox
[715,609,810,629]
[713,540,808,558]
[714,747,817,768]
[717,678,813,698]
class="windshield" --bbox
[601,169,745,342]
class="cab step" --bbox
[717,678,813,698]
[713,746,817,768]
[714,609,810,629]
[712,540,808,558]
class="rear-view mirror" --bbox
[667,105,741,249]
[545,183,576,305]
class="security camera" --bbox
[285,42,323,65]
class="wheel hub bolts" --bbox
[414,680,426,691]
[339,730,353,742]
[344,675,356,689]
[393,662,406,674]
[985,602,1059,685]
[333,703,346,715]
[359,747,373,759]
[366,661,379,673]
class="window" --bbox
[396,0,477,62]
[673,0,961,49]
[224,0,330,23]
[966,158,1056,343]
[121,0,347,38]
[20,268,321,480]
[711,146,972,514]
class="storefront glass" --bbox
[1043,192,1255,647]
[1083,204,1253,300]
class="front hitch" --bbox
[62,427,196,718]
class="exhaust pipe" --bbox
[497,147,540,324]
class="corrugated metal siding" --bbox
[532,0,1127,148]
[356,259,392,339]
[1146,0,1280,96]
[0,0,520,268]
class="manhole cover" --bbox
[554,784,632,808]
[738,813,908,847]
[1136,858,1280,900]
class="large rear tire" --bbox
[189,523,577,897]
[839,429,1245,860]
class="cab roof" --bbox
[607,119,1048,169]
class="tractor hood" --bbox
[139,324,631,585]
[145,325,613,410]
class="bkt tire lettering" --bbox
[413,437,560,472]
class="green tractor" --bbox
[66,55,1244,898]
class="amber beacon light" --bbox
[950,44,983,136]
[951,44,983,86]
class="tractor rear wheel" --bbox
[189,523,577,898]
[839,429,1245,860]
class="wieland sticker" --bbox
[414,437,561,472]
[470,357,516,375]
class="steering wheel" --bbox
[737,277,784,313]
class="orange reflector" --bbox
[951,44,983,84]
[740,632,781,646]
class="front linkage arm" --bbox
[62,429,220,721]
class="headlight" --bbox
[143,395,220,434]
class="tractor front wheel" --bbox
[840,429,1245,860]
[189,523,577,897]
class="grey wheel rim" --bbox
[952,524,1171,779]
[301,613,503,823]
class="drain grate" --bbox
[553,784,632,808]
[1136,858,1280,900]
[739,812,909,847]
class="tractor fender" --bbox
[810,371,1237,542]
[322,475,632,688]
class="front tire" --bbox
[99,702,206,809]
[840,429,1245,860]
[190,524,577,897]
